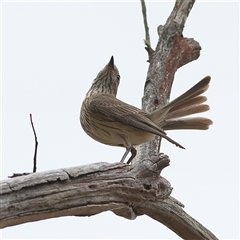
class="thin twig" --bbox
[8,115,38,178]
[30,114,38,173]
[140,0,152,59]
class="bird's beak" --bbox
[108,56,114,69]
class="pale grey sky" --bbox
[1,1,239,239]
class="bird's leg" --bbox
[119,134,136,164]
[120,147,137,164]
[120,148,131,163]
[126,147,137,164]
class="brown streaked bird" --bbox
[80,56,212,164]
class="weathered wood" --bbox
[0,154,217,239]
[0,154,170,228]
[136,198,218,240]
[135,0,201,162]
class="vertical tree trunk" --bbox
[135,0,201,162]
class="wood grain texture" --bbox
[1,155,170,228]
[0,154,217,239]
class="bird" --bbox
[80,56,212,164]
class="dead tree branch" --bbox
[0,154,217,239]
[1,154,170,228]
[140,0,153,59]
[8,114,38,178]
[30,114,38,173]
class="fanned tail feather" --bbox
[163,117,213,131]
[149,76,212,130]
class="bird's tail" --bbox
[149,76,213,130]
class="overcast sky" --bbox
[1,1,239,239]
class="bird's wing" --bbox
[89,94,184,149]
[90,94,164,134]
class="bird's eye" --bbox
[117,75,120,82]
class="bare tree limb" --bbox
[136,197,218,240]
[0,154,217,239]
[30,113,38,172]
[140,0,150,45]
[136,0,201,162]
[30,114,38,173]
[8,114,38,178]
[140,0,153,60]
[1,154,171,228]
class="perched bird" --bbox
[80,56,212,164]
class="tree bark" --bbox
[0,155,170,228]
[135,0,201,162]
[0,154,217,239]
[0,0,218,239]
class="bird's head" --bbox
[87,56,120,97]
